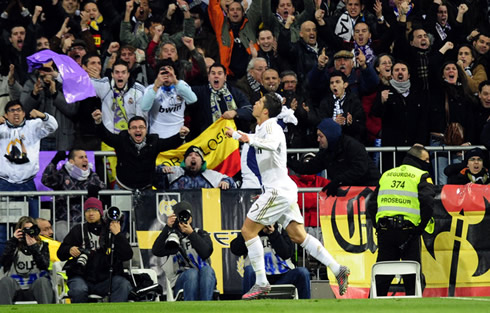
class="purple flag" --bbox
[26,49,96,103]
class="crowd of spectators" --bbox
[0,0,488,168]
[1,0,490,301]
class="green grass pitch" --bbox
[3,298,490,313]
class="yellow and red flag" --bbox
[156,118,241,177]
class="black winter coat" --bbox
[288,135,380,186]
[96,124,183,189]
[372,85,430,146]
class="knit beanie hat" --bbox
[317,118,342,151]
[184,145,204,162]
[466,147,485,160]
[84,197,103,215]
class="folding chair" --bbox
[370,260,422,298]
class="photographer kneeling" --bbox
[152,201,217,301]
[57,198,133,303]
[0,216,54,304]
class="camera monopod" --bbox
[106,206,122,302]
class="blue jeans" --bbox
[430,138,462,185]
[242,265,311,299]
[173,266,217,301]
[0,178,39,256]
[67,275,132,303]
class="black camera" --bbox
[22,225,40,237]
[77,248,91,267]
[104,206,124,223]
[176,210,191,224]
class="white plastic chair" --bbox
[370,260,422,298]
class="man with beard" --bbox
[393,3,453,92]
[261,0,314,43]
[155,145,235,190]
[92,111,187,190]
[371,62,429,171]
[261,69,281,94]
[41,149,106,240]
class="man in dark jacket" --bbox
[288,118,380,196]
[57,198,133,302]
[371,62,430,171]
[189,63,253,140]
[92,110,187,190]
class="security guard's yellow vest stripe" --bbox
[378,206,421,216]
[378,189,418,198]
[377,164,427,226]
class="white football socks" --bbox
[245,236,268,286]
[301,234,341,276]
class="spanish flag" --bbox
[156,118,241,177]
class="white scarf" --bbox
[335,11,356,41]
[64,162,93,181]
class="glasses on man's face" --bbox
[129,125,146,131]
[7,108,23,113]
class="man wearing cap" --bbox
[141,59,197,139]
[307,49,378,100]
[367,145,435,297]
[57,197,133,302]
[444,147,489,185]
[152,201,217,301]
[155,145,235,190]
[288,118,379,196]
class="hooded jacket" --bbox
[288,118,380,186]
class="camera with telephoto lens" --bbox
[104,206,124,223]
[22,225,40,238]
[164,210,192,251]
[76,248,91,267]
